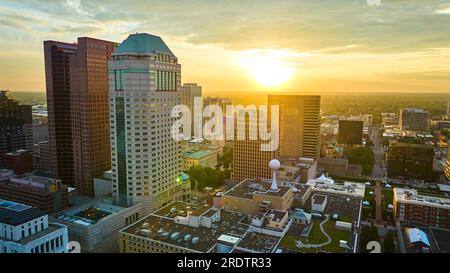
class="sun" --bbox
[240,49,295,88]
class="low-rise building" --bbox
[119,201,284,253]
[220,178,295,215]
[183,150,218,170]
[0,199,68,253]
[393,188,450,229]
[3,149,33,175]
[0,175,68,213]
[53,197,141,253]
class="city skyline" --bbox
[1,0,450,93]
[2,1,450,257]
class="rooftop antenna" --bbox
[269,159,281,191]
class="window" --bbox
[115,69,124,91]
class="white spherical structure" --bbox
[269,159,281,170]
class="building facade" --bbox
[44,41,78,187]
[0,91,33,168]
[109,33,190,215]
[387,143,434,180]
[399,108,429,131]
[0,199,68,253]
[393,188,450,229]
[44,37,116,195]
[0,175,69,213]
[268,95,321,159]
[181,83,202,138]
[70,37,117,196]
[338,120,363,146]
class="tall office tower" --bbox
[109,33,190,214]
[44,41,78,187]
[399,108,429,131]
[232,112,278,182]
[0,91,33,168]
[268,95,321,159]
[181,83,202,138]
[70,38,117,196]
[338,120,363,146]
[44,38,116,194]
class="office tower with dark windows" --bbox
[268,95,321,159]
[338,120,363,146]
[44,38,116,194]
[44,41,78,187]
[109,33,190,215]
[387,143,434,180]
[0,91,33,168]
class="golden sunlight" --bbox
[240,49,295,88]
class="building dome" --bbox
[269,159,281,170]
[114,33,175,57]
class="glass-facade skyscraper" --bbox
[109,33,190,214]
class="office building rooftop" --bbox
[394,188,450,209]
[224,178,292,199]
[0,199,46,226]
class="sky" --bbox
[1,0,450,94]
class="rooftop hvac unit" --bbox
[171,232,180,240]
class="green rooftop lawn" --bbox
[280,218,352,253]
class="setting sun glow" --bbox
[240,50,295,88]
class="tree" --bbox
[345,147,375,175]
[218,147,233,169]
[383,231,396,253]
[187,165,226,191]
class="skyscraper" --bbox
[338,120,363,146]
[268,95,321,159]
[44,38,116,194]
[44,41,78,187]
[0,91,33,168]
[181,83,202,138]
[70,37,117,196]
[109,33,190,214]
[232,112,278,182]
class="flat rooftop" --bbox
[183,150,215,159]
[121,208,249,252]
[394,188,450,209]
[153,201,211,218]
[56,197,128,226]
[0,199,46,226]
[224,178,291,200]
[236,232,280,253]
[306,179,365,198]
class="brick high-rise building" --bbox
[44,38,116,195]
[268,95,321,159]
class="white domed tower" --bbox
[269,159,281,191]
